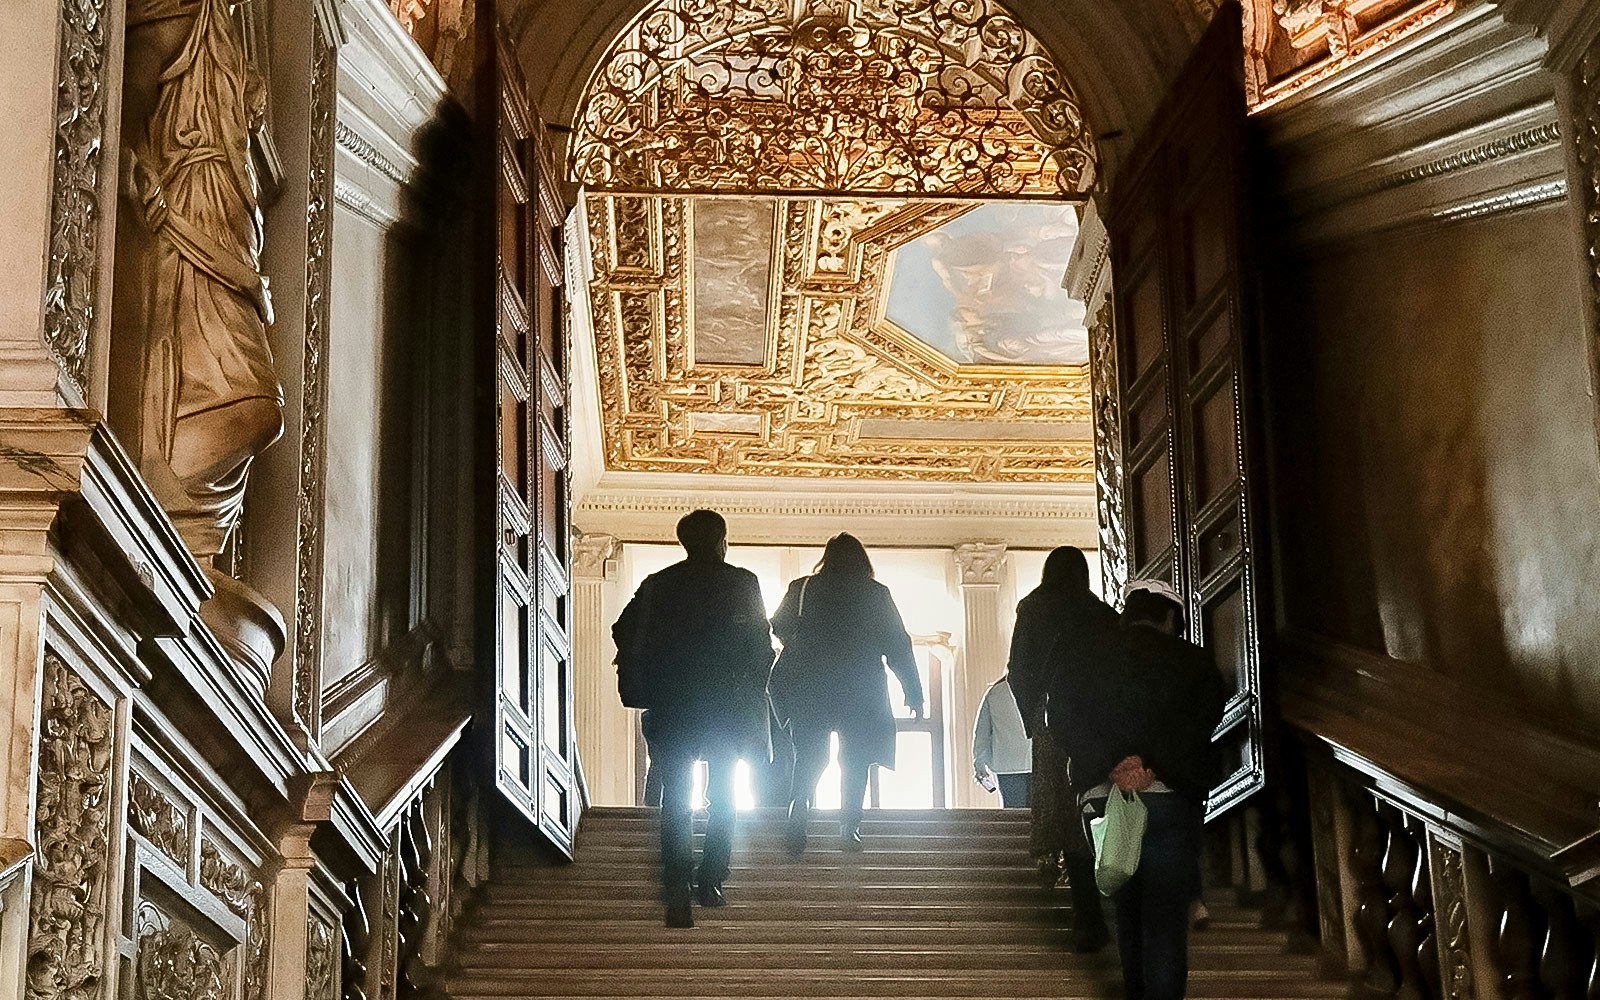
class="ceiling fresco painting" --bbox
[883,203,1087,367]
[584,193,1094,484]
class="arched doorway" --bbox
[482,0,1270,851]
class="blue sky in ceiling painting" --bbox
[884,203,1089,366]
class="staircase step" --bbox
[444,808,1342,1000]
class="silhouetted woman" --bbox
[770,534,925,855]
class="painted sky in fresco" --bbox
[884,203,1088,366]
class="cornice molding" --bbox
[335,121,409,186]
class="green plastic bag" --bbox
[1090,788,1148,896]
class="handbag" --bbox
[1090,788,1147,896]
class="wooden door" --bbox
[1106,3,1266,820]
[484,14,580,854]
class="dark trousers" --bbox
[1104,794,1204,1000]
[653,743,738,899]
[790,724,869,825]
[996,772,1030,808]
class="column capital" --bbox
[954,542,1006,587]
[571,532,619,581]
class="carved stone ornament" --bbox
[954,542,1006,585]
[295,33,338,733]
[199,840,267,1000]
[1087,301,1128,604]
[1578,38,1600,415]
[572,0,1096,198]
[571,532,619,579]
[1427,836,1472,999]
[27,653,114,1000]
[128,771,190,867]
[135,900,228,1000]
[44,0,112,394]
[586,195,1094,482]
[307,916,338,1000]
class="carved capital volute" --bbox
[571,532,619,581]
[954,542,1007,587]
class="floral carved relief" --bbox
[128,772,189,867]
[199,839,268,1000]
[307,917,338,1000]
[45,0,112,393]
[1088,302,1128,602]
[26,652,114,1000]
[135,901,228,1000]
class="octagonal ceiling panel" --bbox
[883,203,1087,367]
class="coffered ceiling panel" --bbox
[582,193,1094,484]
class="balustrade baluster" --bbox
[398,789,437,998]
[1489,856,1545,1000]
[1381,804,1427,999]
[1539,885,1590,1000]
[1410,820,1439,1000]
[1354,791,1401,994]
[341,876,372,1000]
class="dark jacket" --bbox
[1055,623,1226,803]
[612,557,775,760]
[769,574,923,768]
[1007,585,1117,737]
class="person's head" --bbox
[1040,546,1091,593]
[1121,584,1185,637]
[675,509,727,561]
[815,533,874,579]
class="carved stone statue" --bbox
[117,0,287,691]
[122,0,283,560]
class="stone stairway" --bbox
[445,806,1347,999]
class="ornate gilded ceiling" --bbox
[583,194,1093,483]
[571,0,1096,199]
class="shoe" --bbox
[840,822,864,853]
[664,900,694,927]
[785,801,809,858]
[694,882,727,908]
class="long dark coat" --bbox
[612,557,775,762]
[1007,584,1118,737]
[768,574,923,769]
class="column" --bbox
[952,543,1007,809]
[572,533,632,805]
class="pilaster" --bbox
[572,533,630,805]
[952,543,1007,810]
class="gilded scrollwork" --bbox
[572,0,1095,198]
[27,652,114,1000]
[587,193,1095,483]
[135,901,228,1000]
[129,772,189,867]
[1087,302,1127,602]
[44,0,111,394]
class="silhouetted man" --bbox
[612,510,774,927]
[1056,582,1225,1000]
[1011,545,1115,950]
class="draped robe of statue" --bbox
[126,0,282,555]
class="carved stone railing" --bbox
[336,686,479,1000]
[1282,632,1600,999]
